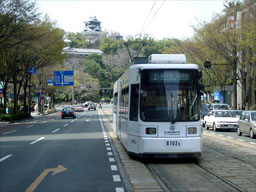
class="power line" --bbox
[139,0,158,34]
[141,0,166,34]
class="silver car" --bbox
[237,111,256,138]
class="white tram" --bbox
[113,54,203,158]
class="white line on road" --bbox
[112,175,121,182]
[71,120,74,123]
[26,125,34,128]
[249,142,256,145]
[3,130,17,135]
[236,139,245,142]
[217,134,224,137]
[30,137,45,145]
[106,143,110,146]
[107,147,111,151]
[111,165,118,171]
[109,158,115,162]
[63,124,69,127]
[115,187,124,192]
[52,128,60,133]
[227,136,233,139]
[108,152,113,156]
[0,154,13,163]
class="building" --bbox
[83,16,103,43]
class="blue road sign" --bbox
[28,67,36,75]
[53,71,74,86]
[48,79,53,86]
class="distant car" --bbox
[232,110,243,118]
[88,103,96,110]
[61,107,76,119]
[204,110,239,131]
[208,103,230,111]
[73,106,84,112]
[237,111,256,138]
[82,101,90,107]
[201,103,209,119]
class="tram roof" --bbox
[129,63,200,70]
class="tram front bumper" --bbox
[138,136,202,156]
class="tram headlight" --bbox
[145,127,156,135]
[187,127,197,134]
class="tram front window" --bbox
[140,69,200,122]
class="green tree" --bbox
[66,32,90,48]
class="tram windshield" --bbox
[140,69,200,122]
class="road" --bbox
[0,109,126,192]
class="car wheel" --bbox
[213,123,217,132]
[237,127,242,136]
[250,129,255,139]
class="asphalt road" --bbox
[0,109,125,192]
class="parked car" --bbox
[88,103,96,110]
[61,107,76,119]
[204,110,239,131]
[208,103,230,111]
[82,101,90,107]
[237,111,256,138]
[73,106,84,112]
[231,110,243,118]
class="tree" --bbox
[66,32,90,48]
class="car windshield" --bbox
[214,111,235,117]
[251,112,256,121]
[202,104,209,112]
[233,110,242,116]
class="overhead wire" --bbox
[139,0,157,34]
[141,0,166,35]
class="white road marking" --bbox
[64,124,69,127]
[237,139,245,142]
[0,154,13,163]
[30,137,45,145]
[109,158,115,162]
[115,188,124,192]
[26,125,34,128]
[71,120,74,123]
[52,128,60,133]
[3,130,17,135]
[108,152,113,156]
[113,175,121,182]
[107,147,111,151]
[106,143,110,146]
[217,134,224,137]
[249,142,256,145]
[111,165,118,171]
[227,136,233,139]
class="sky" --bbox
[36,0,228,40]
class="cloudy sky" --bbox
[36,0,228,40]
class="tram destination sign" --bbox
[149,70,191,83]
[53,71,74,86]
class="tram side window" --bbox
[130,84,139,121]
[120,87,129,119]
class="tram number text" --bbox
[165,140,181,148]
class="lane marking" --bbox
[27,125,34,128]
[0,154,13,163]
[107,147,111,151]
[30,137,45,145]
[113,175,121,182]
[106,143,110,146]
[71,120,74,123]
[249,142,256,145]
[116,188,124,192]
[217,134,224,137]
[25,165,67,192]
[63,124,69,127]
[108,152,113,156]
[236,139,245,142]
[111,165,118,171]
[227,136,233,139]
[3,130,17,135]
[109,158,115,162]
[52,128,60,133]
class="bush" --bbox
[0,113,31,122]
